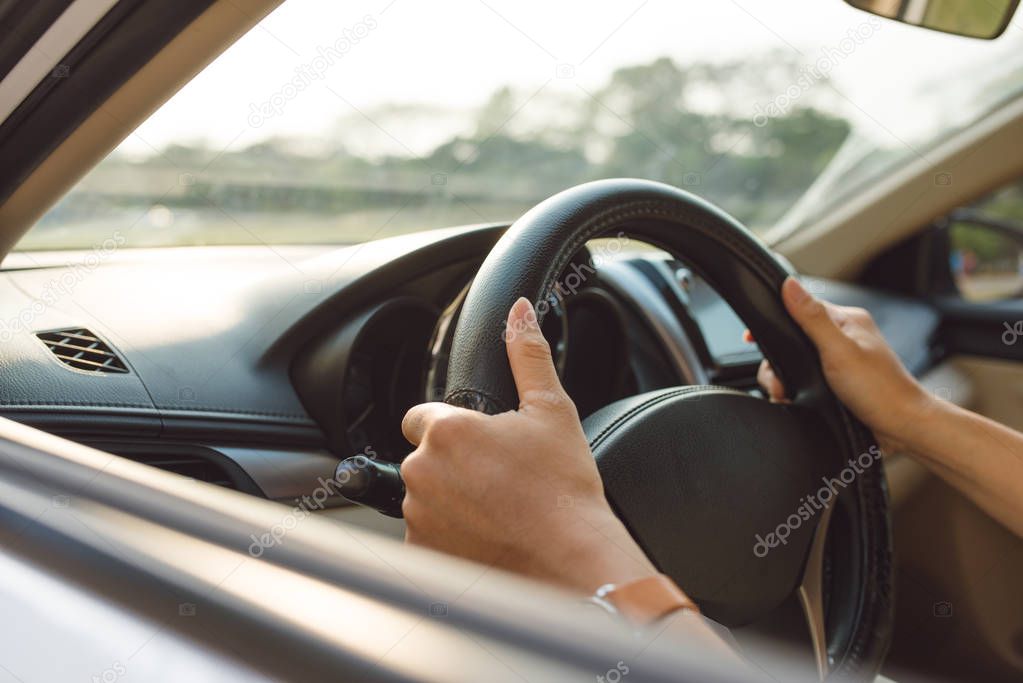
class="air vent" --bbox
[36,328,129,374]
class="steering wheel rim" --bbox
[444,179,892,681]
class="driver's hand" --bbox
[401,297,658,593]
[754,277,932,453]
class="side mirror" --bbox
[944,211,1023,302]
[844,0,1020,39]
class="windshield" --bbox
[16,0,1023,251]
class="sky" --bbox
[119,0,1023,158]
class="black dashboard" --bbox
[0,224,941,505]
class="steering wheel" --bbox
[443,179,893,681]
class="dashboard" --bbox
[0,224,941,506]
[291,247,706,462]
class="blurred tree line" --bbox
[38,51,856,244]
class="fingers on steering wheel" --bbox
[743,329,785,401]
[757,359,788,402]
[505,297,570,409]
[402,401,466,446]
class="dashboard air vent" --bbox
[37,328,129,374]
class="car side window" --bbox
[946,178,1023,303]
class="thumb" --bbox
[505,297,565,406]
[781,277,845,349]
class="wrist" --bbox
[896,394,963,456]
[875,386,941,454]
[556,505,659,593]
[590,574,699,625]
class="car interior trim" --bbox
[0,0,118,127]
[0,0,284,256]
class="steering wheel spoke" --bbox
[797,496,835,681]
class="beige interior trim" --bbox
[950,355,1023,432]
[884,356,1023,679]
[0,0,284,258]
[775,95,1023,279]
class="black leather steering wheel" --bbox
[444,179,893,681]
